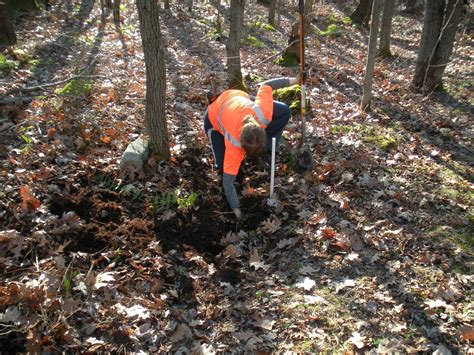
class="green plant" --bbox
[152,190,198,212]
[243,35,264,48]
[364,134,397,152]
[342,16,352,25]
[20,134,33,154]
[94,174,123,191]
[275,52,299,67]
[320,24,341,37]
[263,23,275,31]
[62,270,79,296]
[0,54,17,73]
[56,77,94,97]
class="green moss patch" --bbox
[243,35,264,48]
[427,225,473,253]
[0,54,17,73]
[56,77,94,97]
[275,51,299,67]
[363,134,397,152]
[274,85,301,105]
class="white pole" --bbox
[270,137,276,198]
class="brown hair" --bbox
[241,115,267,158]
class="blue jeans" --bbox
[203,100,291,172]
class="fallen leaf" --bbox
[304,295,327,304]
[294,277,316,291]
[170,323,191,343]
[259,217,281,235]
[459,325,474,341]
[249,249,270,271]
[334,279,356,293]
[20,186,41,211]
[348,331,366,349]
[94,272,116,289]
[253,315,275,330]
[223,244,241,260]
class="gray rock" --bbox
[120,138,149,179]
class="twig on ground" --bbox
[0,75,107,100]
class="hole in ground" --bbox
[65,224,110,253]
[49,193,92,222]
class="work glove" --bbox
[233,208,242,219]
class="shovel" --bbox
[292,0,314,173]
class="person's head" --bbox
[241,115,266,158]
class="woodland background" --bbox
[0,0,473,353]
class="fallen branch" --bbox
[0,97,34,105]
[0,75,107,100]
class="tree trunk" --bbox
[378,0,395,57]
[361,0,382,110]
[404,0,423,14]
[163,0,170,10]
[0,0,16,46]
[351,0,373,26]
[276,0,282,27]
[226,0,246,90]
[282,0,312,64]
[268,0,277,26]
[412,0,464,92]
[113,0,121,23]
[303,0,313,36]
[136,0,170,159]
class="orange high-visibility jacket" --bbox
[208,85,274,175]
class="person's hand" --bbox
[233,208,242,219]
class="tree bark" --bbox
[0,0,16,46]
[226,0,246,90]
[378,0,395,57]
[361,0,382,110]
[268,0,277,26]
[351,0,373,27]
[113,0,121,23]
[412,0,464,92]
[136,0,170,159]
[283,0,312,63]
[404,0,424,14]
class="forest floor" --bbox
[0,0,473,353]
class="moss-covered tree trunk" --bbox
[136,0,170,159]
[226,0,246,90]
[412,0,464,92]
[361,0,382,110]
[378,0,395,57]
[351,0,373,26]
[0,0,16,46]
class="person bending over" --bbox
[203,76,298,219]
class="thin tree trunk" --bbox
[268,0,277,26]
[0,0,16,46]
[412,0,464,91]
[226,0,246,90]
[303,0,314,36]
[361,0,383,110]
[113,0,121,23]
[378,0,395,57]
[136,0,170,159]
[163,0,170,10]
[276,0,282,27]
